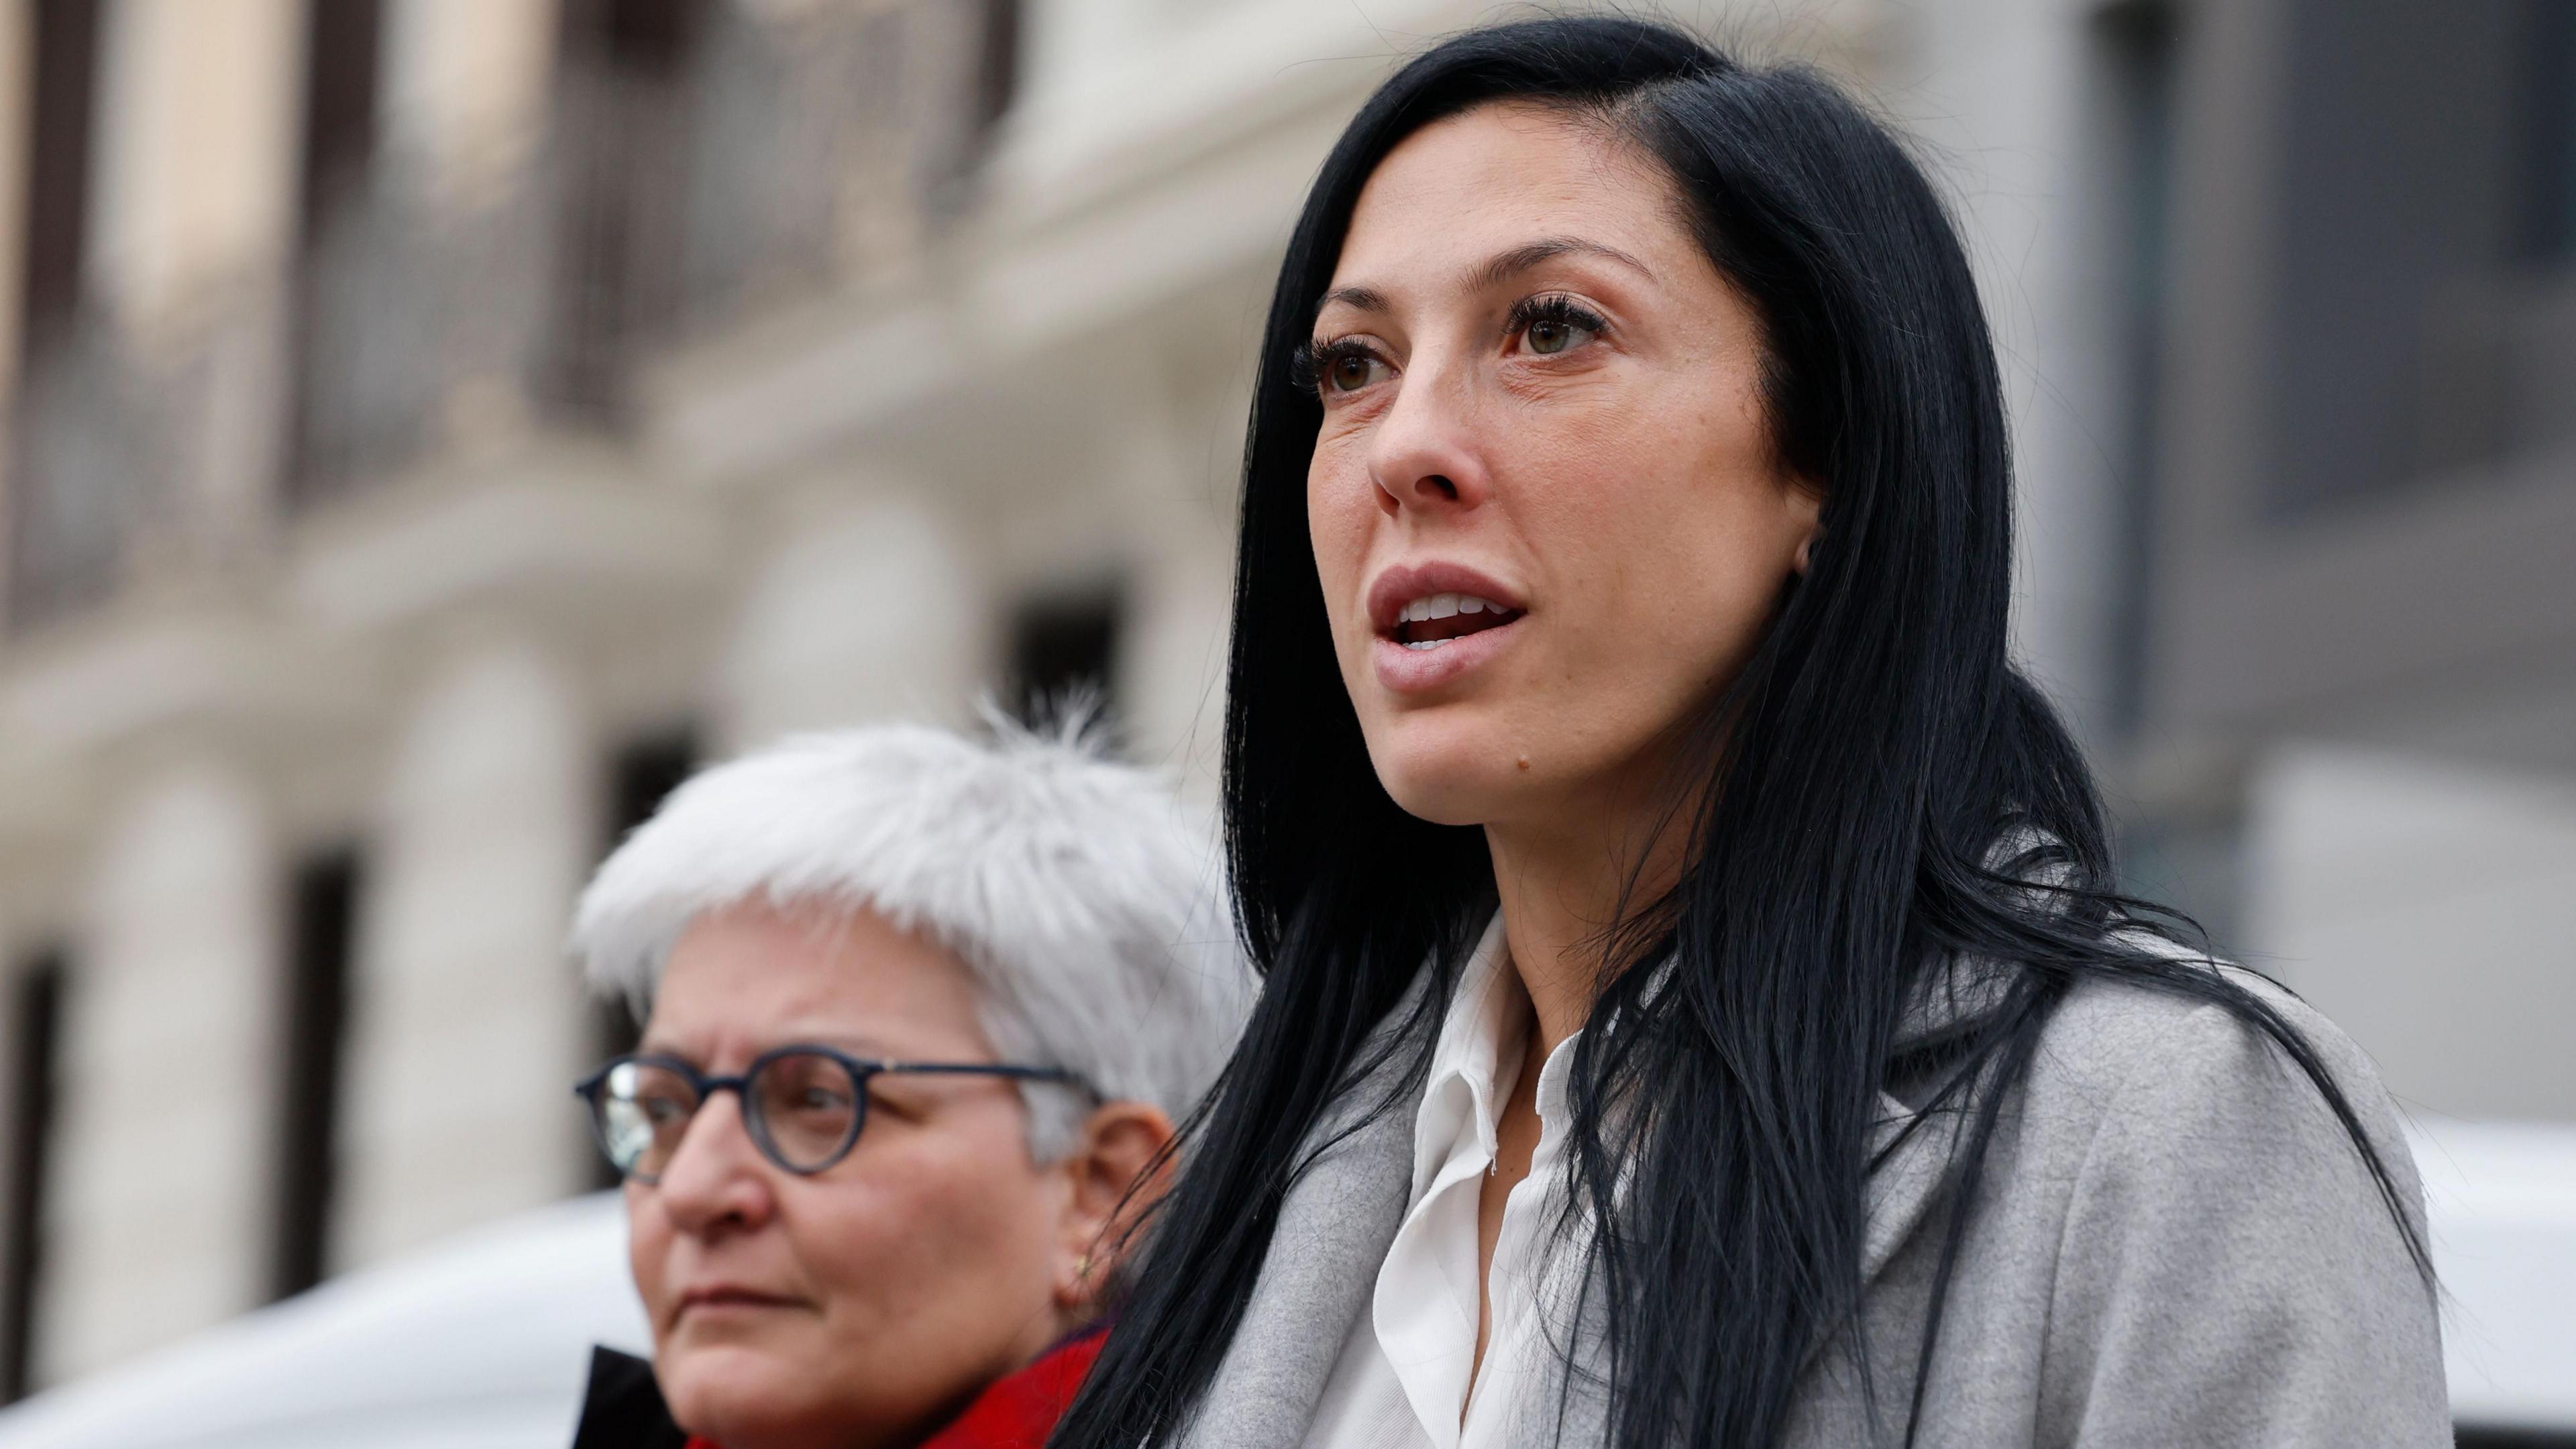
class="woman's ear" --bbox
[1788,480,1824,577]
[1051,1101,1176,1312]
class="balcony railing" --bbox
[543,0,986,424]
[5,294,276,631]
[3,0,1010,624]
[287,172,552,506]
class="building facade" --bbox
[0,0,2561,1399]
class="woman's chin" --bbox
[663,1346,868,1446]
[1373,749,1541,828]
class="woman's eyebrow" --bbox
[1469,236,1655,290]
[1314,283,1391,319]
[1312,237,1650,323]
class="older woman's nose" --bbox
[653,1092,779,1234]
[1366,352,1493,518]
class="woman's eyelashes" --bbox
[1503,293,1608,358]
[1299,294,1611,402]
[1297,337,1393,399]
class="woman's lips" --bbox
[1365,559,1527,631]
[1364,559,1529,694]
[1373,614,1522,693]
[676,1285,804,1320]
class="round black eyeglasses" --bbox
[574,1045,1088,1183]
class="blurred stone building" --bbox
[0,0,2563,1403]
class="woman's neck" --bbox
[1483,775,1694,1057]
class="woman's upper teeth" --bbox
[1397,592,1500,624]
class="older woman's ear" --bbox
[1053,1102,1178,1309]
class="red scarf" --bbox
[683,1326,1107,1449]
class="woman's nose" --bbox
[1365,355,1492,517]
[653,1092,777,1234]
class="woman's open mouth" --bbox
[1390,592,1527,649]
[1365,562,1529,694]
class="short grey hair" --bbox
[572,716,1252,1160]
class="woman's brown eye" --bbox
[1528,319,1574,355]
[1331,354,1375,392]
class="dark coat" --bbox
[568,1347,690,1449]
[570,1327,1107,1449]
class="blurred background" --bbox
[0,0,2562,1434]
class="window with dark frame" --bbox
[974,0,1023,141]
[283,0,386,504]
[2091,0,2181,737]
[1005,583,1124,735]
[294,0,382,245]
[15,0,100,352]
[2516,0,2576,265]
[271,849,362,1301]
[547,0,709,423]
[7,0,106,630]
[1,951,66,1403]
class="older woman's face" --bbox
[1306,103,1818,830]
[629,904,1074,1449]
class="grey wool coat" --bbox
[1171,968,2451,1448]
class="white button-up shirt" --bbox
[1303,914,1587,1449]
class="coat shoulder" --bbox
[2000,957,2433,1305]
[2019,961,2406,1162]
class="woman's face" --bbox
[1307,102,1818,832]
[629,904,1073,1449]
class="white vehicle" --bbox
[2416,1117,2576,1445]
[0,1121,2563,1448]
[0,1193,647,1449]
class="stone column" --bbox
[88,0,303,553]
[333,635,594,1271]
[41,759,276,1383]
[380,0,558,209]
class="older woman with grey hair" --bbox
[564,720,1249,1449]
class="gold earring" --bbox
[1076,1252,1093,1280]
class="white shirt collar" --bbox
[1411,914,1520,1197]
[1326,911,1595,1449]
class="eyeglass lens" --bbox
[751,1051,865,1170]
[590,1052,866,1179]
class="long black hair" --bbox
[1055,16,2427,1448]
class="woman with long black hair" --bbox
[1056,16,2447,1448]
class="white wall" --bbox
[2247,743,2576,1122]
[1120,517,1233,812]
[1876,0,2151,754]
[716,490,989,752]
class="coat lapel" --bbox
[1862,959,2012,1283]
[1171,986,1430,1449]
[1861,1089,1962,1284]
[1169,964,1980,1448]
